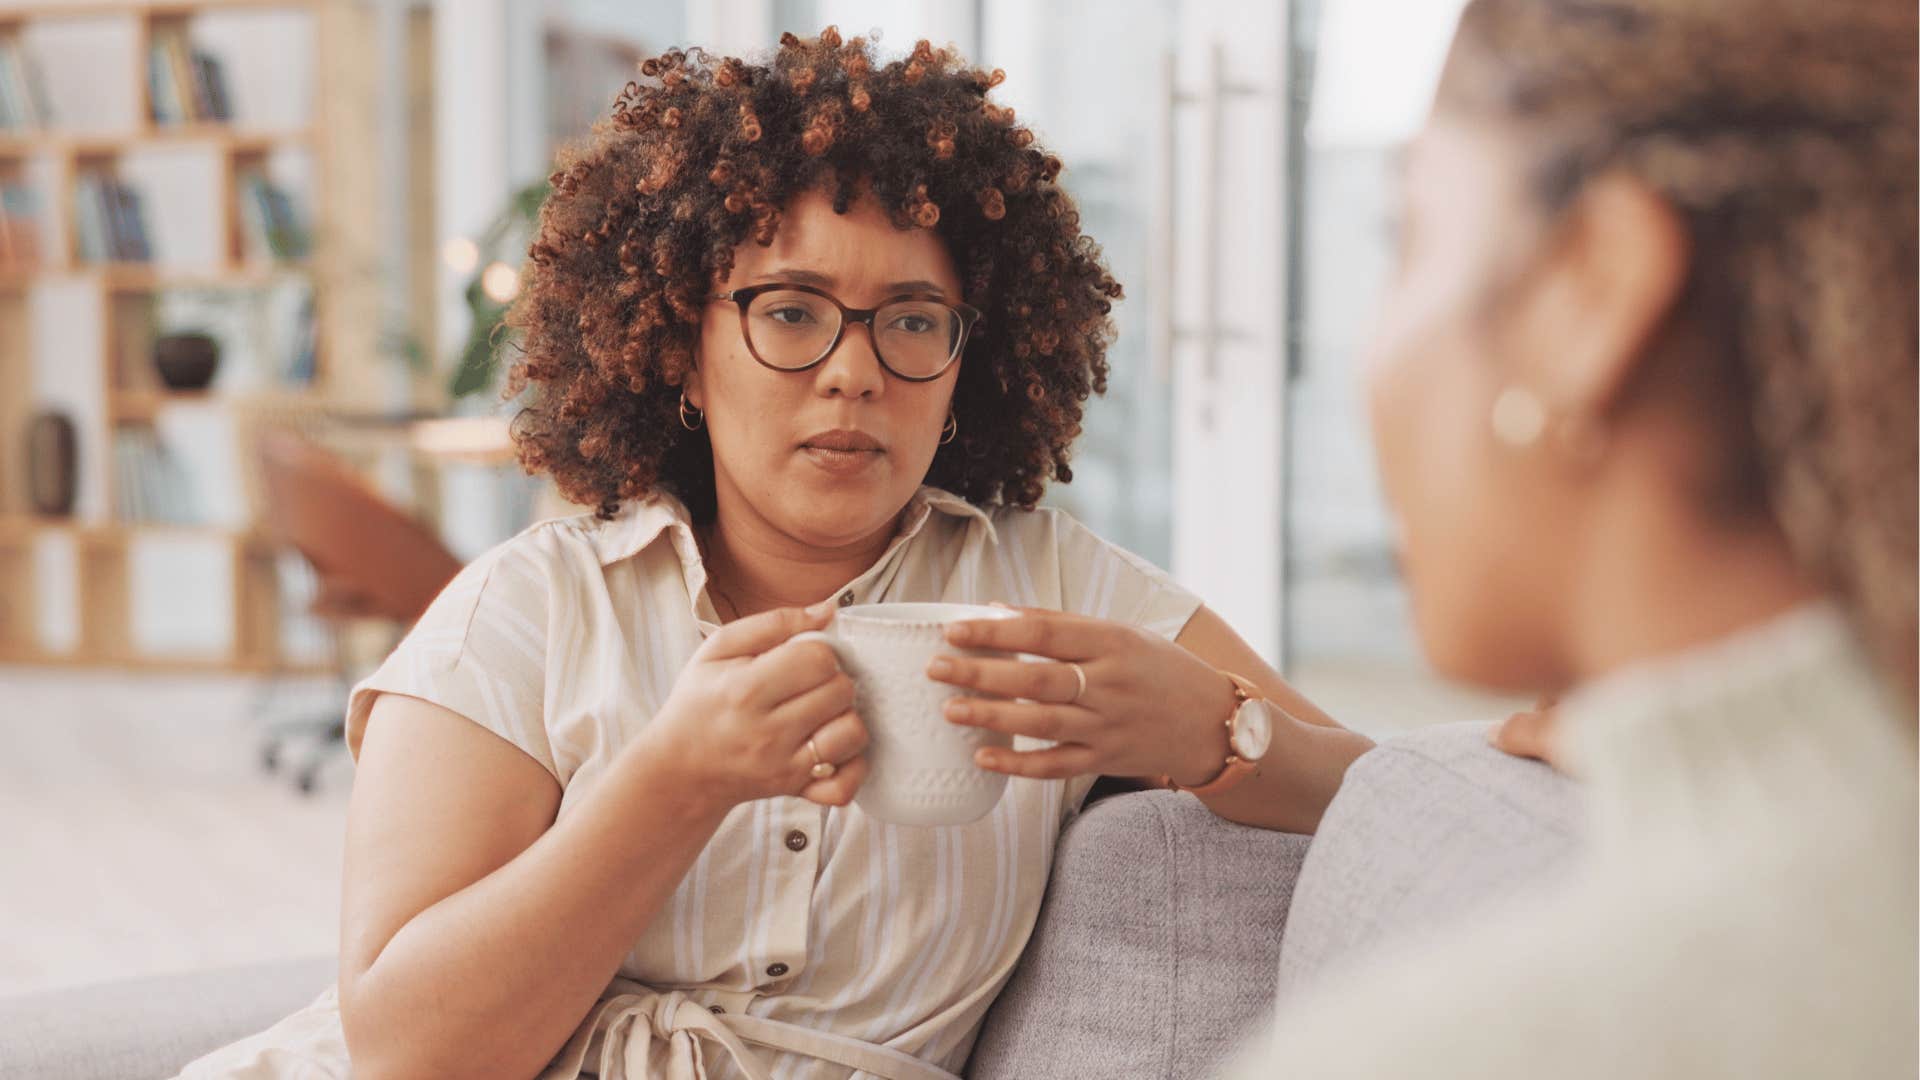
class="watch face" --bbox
[1231,698,1278,762]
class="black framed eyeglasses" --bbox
[710,283,982,383]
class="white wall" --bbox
[686,0,775,55]
[808,0,975,55]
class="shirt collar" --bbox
[584,484,998,570]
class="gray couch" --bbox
[0,721,1579,1079]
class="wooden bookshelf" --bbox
[98,263,309,290]
[0,0,401,673]
[1,1,305,20]
[0,127,314,156]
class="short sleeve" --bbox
[1045,510,1204,641]
[344,530,558,783]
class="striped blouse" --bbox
[178,486,1202,1080]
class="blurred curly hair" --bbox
[504,28,1123,523]
[1443,0,1918,691]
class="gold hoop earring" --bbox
[1490,386,1546,448]
[679,392,704,431]
[940,411,958,445]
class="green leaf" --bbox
[446,180,550,399]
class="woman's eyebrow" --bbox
[885,279,948,295]
[751,268,949,296]
[755,267,837,287]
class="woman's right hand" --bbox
[644,601,870,813]
[1489,694,1572,775]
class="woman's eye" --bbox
[767,306,815,326]
[889,314,937,334]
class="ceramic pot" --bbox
[26,410,77,516]
[154,331,221,390]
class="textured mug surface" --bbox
[794,602,1019,826]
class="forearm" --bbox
[343,731,729,1080]
[1197,715,1372,833]
[1168,606,1374,833]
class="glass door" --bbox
[974,0,1180,573]
[1281,0,1523,732]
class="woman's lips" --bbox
[801,429,884,452]
[800,445,883,474]
[799,430,885,476]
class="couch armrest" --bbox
[968,791,1310,1080]
[1276,721,1581,1005]
[0,954,335,1080]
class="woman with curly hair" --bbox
[180,29,1370,1080]
[1227,0,1916,1076]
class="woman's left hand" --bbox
[927,607,1241,785]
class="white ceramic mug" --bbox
[793,602,1020,826]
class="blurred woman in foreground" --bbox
[1229,0,1916,1076]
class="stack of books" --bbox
[0,38,51,131]
[238,170,309,261]
[73,171,152,263]
[114,427,202,525]
[0,182,40,268]
[147,27,232,125]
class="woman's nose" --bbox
[813,322,887,399]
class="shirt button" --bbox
[785,830,809,852]
[709,1005,725,1015]
[838,591,855,607]
[767,962,790,979]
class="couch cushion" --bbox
[1276,721,1581,1005]
[0,954,334,1080]
[968,790,1311,1079]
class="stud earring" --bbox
[1490,386,1547,448]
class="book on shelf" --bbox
[148,28,233,126]
[167,32,197,121]
[191,51,232,123]
[0,183,41,268]
[147,38,186,125]
[164,27,195,124]
[239,171,310,262]
[108,183,152,262]
[0,38,52,131]
[73,172,153,264]
[113,429,145,522]
[286,291,317,384]
[114,427,202,526]
[73,173,109,262]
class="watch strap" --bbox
[1159,671,1261,797]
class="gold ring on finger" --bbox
[807,737,836,780]
[1066,662,1088,705]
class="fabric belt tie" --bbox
[539,979,961,1080]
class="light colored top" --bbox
[177,486,1203,1080]
[1222,605,1918,1079]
